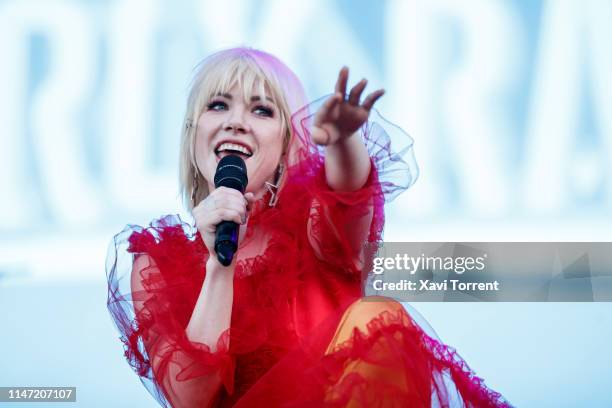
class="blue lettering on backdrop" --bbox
[0,0,610,280]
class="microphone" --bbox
[213,155,248,266]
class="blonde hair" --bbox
[179,47,306,211]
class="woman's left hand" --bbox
[311,66,385,146]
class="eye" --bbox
[253,105,274,117]
[206,100,227,111]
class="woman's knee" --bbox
[329,296,407,349]
[344,296,405,323]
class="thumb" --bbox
[311,126,331,146]
[244,192,256,211]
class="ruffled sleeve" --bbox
[105,215,235,407]
[288,97,419,277]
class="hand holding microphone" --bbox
[192,155,254,267]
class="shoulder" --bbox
[123,214,200,255]
[110,214,208,278]
[106,215,206,327]
[119,214,207,290]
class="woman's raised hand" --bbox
[193,188,256,259]
[311,66,385,146]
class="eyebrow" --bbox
[216,92,275,103]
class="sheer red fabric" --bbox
[106,104,512,407]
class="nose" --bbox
[224,121,250,134]
[223,108,251,134]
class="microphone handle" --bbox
[215,220,239,266]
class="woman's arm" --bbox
[186,257,234,352]
[323,131,371,192]
[311,134,374,263]
[308,67,383,264]
[131,254,235,408]
[311,66,383,191]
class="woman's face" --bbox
[195,83,285,197]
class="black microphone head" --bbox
[214,155,248,192]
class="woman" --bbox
[107,47,511,407]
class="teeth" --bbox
[215,142,252,156]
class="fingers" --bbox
[214,188,249,222]
[208,209,245,226]
[213,196,246,215]
[194,186,250,224]
[348,78,367,105]
[211,186,245,201]
[335,66,348,97]
[192,186,255,257]
[362,89,385,111]
[313,93,341,127]
[334,66,385,110]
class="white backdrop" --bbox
[1,1,611,407]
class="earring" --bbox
[191,165,199,207]
[264,163,284,207]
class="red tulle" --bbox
[106,108,512,407]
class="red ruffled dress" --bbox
[106,106,512,407]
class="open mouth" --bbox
[214,142,253,160]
